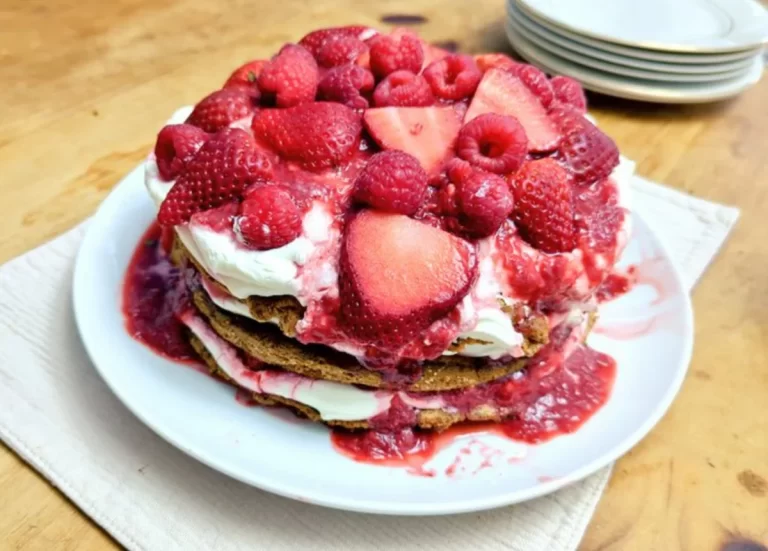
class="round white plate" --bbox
[74,164,693,515]
[518,0,768,53]
[507,13,756,83]
[508,2,759,75]
[513,0,766,64]
[506,22,765,103]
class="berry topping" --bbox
[224,60,266,89]
[298,26,371,58]
[508,64,555,109]
[363,106,461,173]
[252,102,362,170]
[455,113,527,175]
[368,30,424,78]
[510,158,577,253]
[154,124,208,181]
[339,210,477,349]
[446,160,514,238]
[158,128,273,226]
[186,88,257,133]
[550,105,619,184]
[466,68,561,153]
[372,70,434,107]
[235,186,303,250]
[551,76,588,113]
[422,43,452,67]
[474,53,518,73]
[353,150,428,215]
[316,35,369,68]
[317,64,375,109]
[422,54,482,101]
[257,44,319,107]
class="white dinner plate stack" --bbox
[506,0,768,103]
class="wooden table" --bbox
[1,1,767,549]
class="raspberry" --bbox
[298,26,370,58]
[448,160,513,238]
[372,70,434,107]
[154,124,208,180]
[353,150,428,215]
[551,76,587,113]
[368,31,424,78]
[316,35,368,68]
[456,113,528,175]
[508,64,554,108]
[224,60,266,89]
[186,88,257,133]
[236,185,303,250]
[257,44,319,107]
[510,159,577,253]
[423,54,482,101]
[318,64,375,109]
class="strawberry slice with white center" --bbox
[363,106,461,174]
[338,210,477,349]
[465,68,561,153]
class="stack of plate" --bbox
[506,0,768,103]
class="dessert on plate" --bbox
[123,25,634,457]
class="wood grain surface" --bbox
[1,1,767,549]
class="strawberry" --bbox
[258,44,319,107]
[186,88,258,133]
[372,70,434,107]
[224,60,266,89]
[158,128,273,226]
[447,159,514,238]
[510,158,577,253]
[465,68,561,153]
[550,105,619,184]
[422,54,482,101]
[363,106,461,173]
[338,210,477,349]
[456,113,528,174]
[368,30,424,78]
[508,64,554,109]
[298,25,371,58]
[474,53,518,73]
[154,124,208,180]
[353,150,428,214]
[317,64,375,109]
[252,102,362,170]
[235,185,303,250]
[316,35,368,68]
[551,76,587,113]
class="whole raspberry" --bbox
[186,88,258,133]
[318,64,375,109]
[448,160,513,238]
[298,26,371,58]
[316,35,368,68]
[423,54,482,101]
[368,31,424,78]
[509,64,554,108]
[224,60,266,89]
[154,124,208,180]
[257,44,319,107]
[456,113,528,174]
[236,186,303,250]
[353,150,428,215]
[372,70,434,107]
[551,76,587,113]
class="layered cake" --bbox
[123,25,634,458]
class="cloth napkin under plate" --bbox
[0,175,738,551]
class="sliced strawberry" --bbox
[298,26,371,58]
[474,53,518,73]
[550,76,587,113]
[186,88,258,133]
[258,44,319,107]
[224,60,266,89]
[465,69,561,153]
[339,210,477,349]
[363,106,461,173]
[422,43,452,68]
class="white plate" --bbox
[508,2,759,75]
[518,0,768,53]
[73,164,693,515]
[513,0,766,64]
[507,13,756,83]
[506,22,765,103]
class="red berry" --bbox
[550,105,619,184]
[456,113,528,175]
[224,60,266,89]
[551,76,587,113]
[474,53,518,73]
[252,103,362,170]
[236,186,303,250]
[158,128,273,226]
[510,158,577,253]
[368,31,424,78]
[447,160,514,238]
[422,54,482,101]
[186,88,257,133]
[298,26,371,58]
[372,70,434,107]
[154,124,208,180]
[353,151,428,215]
[317,64,375,109]
[508,64,554,109]
[257,44,319,107]
[316,35,368,68]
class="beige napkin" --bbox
[0,176,738,551]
